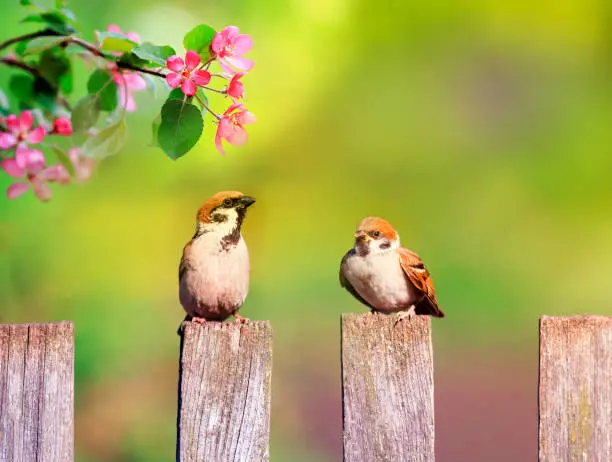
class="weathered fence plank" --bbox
[0,321,74,462]
[341,313,435,462]
[539,315,612,461]
[177,321,272,462]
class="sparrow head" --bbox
[194,191,256,239]
[353,216,400,255]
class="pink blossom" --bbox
[53,117,73,135]
[1,157,56,201]
[215,103,256,155]
[67,147,96,182]
[211,26,254,74]
[227,72,245,100]
[0,111,46,153]
[112,68,147,111]
[106,24,141,44]
[165,51,211,96]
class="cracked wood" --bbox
[0,321,74,462]
[539,315,612,461]
[177,321,272,462]
[341,313,435,462]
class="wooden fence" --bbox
[0,315,610,461]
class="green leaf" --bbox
[71,95,100,132]
[23,36,67,55]
[150,114,161,147]
[37,49,70,90]
[183,24,216,59]
[87,69,118,112]
[157,99,203,160]
[21,12,76,35]
[118,52,151,68]
[55,0,68,7]
[33,77,58,112]
[51,146,76,176]
[81,119,126,159]
[167,88,188,101]
[9,75,34,102]
[97,31,137,53]
[132,43,175,66]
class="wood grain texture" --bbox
[539,315,612,462]
[0,322,74,462]
[341,313,435,462]
[177,321,272,462]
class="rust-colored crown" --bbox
[197,191,245,223]
[357,216,399,241]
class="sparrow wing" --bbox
[398,247,445,318]
[339,249,375,309]
[178,242,192,283]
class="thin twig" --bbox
[115,61,166,78]
[201,86,226,95]
[0,56,41,77]
[194,93,221,120]
[0,29,59,53]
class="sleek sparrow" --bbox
[339,217,444,321]
[179,191,256,326]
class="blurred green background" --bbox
[2,0,612,460]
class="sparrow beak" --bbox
[354,230,370,241]
[239,196,256,208]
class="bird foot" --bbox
[394,306,416,327]
[176,316,208,335]
[233,313,249,324]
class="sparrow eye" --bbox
[372,231,381,238]
[223,198,232,207]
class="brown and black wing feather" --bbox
[339,249,375,309]
[398,247,445,318]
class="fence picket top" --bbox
[0,321,74,462]
[341,313,435,462]
[177,320,272,462]
[539,314,612,462]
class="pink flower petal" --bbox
[27,126,46,144]
[124,73,147,91]
[0,132,17,149]
[222,26,240,41]
[1,158,25,178]
[218,59,236,75]
[32,180,52,201]
[40,165,70,183]
[124,92,137,112]
[19,111,34,131]
[218,117,235,138]
[5,114,19,133]
[191,70,211,86]
[107,24,122,34]
[126,31,140,43]
[166,55,185,73]
[226,125,248,146]
[225,56,254,71]
[233,35,253,55]
[166,73,183,89]
[211,33,224,54]
[237,110,256,125]
[15,145,30,169]
[184,51,201,71]
[181,78,197,96]
[7,182,29,199]
[27,149,46,171]
[53,117,72,135]
[215,127,226,155]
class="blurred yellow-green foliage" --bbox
[2,0,612,460]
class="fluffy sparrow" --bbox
[178,191,256,327]
[339,216,444,320]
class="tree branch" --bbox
[0,56,41,77]
[0,29,60,53]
